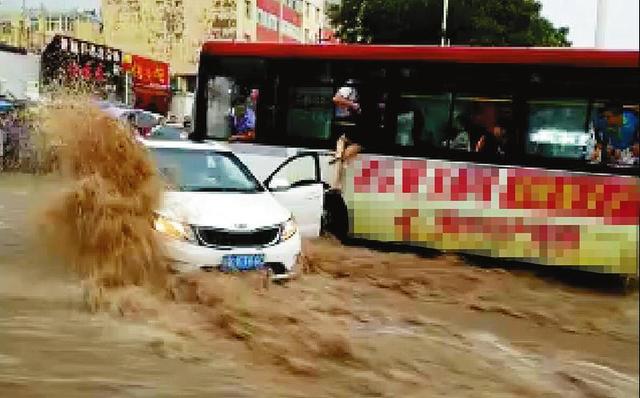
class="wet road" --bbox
[1,173,638,398]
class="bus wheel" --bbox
[621,275,638,294]
[322,190,348,241]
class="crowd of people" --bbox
[0,107,23,171]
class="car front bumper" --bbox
[160,231,302,279]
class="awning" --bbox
[133,86,171,115]
[0,100,15,112]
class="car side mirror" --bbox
[268,177,290,191]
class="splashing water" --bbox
[34,97,167,290]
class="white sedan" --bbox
[141,139,324,280]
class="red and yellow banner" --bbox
[122,54,169,89]
[346,156,640,274]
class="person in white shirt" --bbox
[331,80,363,190]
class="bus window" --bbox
[525,99,589,160]
[205,76,259,141]
[395,93,451,149]
[452,96,513,158]
[286,86,333,140]
[590,101,639,167]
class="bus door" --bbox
[264,153,324,237]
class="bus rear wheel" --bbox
[621,275,638,294]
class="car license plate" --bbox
[221,254,265,272]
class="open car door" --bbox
[264,153,324,238]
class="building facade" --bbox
[0,9,103,54]
[101,0,329,79]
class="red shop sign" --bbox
[129,55,169,89]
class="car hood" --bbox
[159,191,290,230]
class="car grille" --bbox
[196,226,280,248]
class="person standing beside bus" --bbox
[331,80,363,190]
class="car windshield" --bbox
[148,147,264,193]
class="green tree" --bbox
[329,0,570,46]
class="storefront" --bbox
[122,54,171,115]
[41,35,124,102]
[41,35,172,115]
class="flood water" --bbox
[0,99,638,397]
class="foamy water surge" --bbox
[35,99,166,289]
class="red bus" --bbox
[191,42,639,276]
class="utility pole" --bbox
[595,0,607,48]
[440,0,449,46]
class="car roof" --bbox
[139,138,232,152]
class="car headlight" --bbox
[279,217,298,242]
[154,214,196,242]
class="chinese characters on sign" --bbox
[45,35,123,86]
[122,55,170,89]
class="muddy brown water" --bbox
[2,173,638,398]
[1,99,638,397]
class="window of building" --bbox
[285,0,302,12]
[257,10,278,30]
[451,96,513,159]
[1,22,11,34]
[245,0,252,19]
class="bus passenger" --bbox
[594,102,639,163]
[475,126,507,156]
[228,89,258,143]
[228,102,256,142]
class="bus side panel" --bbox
[344,155,640,275]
